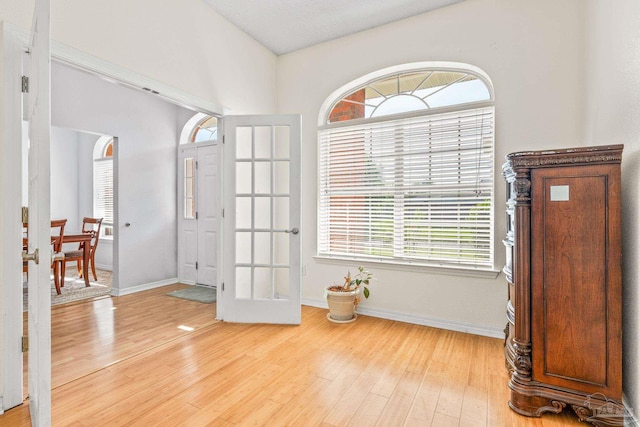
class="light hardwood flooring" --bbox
[1,284,584,426]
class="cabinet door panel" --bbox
[531,165,621,397]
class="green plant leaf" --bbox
[363,287,370,299]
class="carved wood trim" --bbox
[512,339,532,377]
[534,400,566,417]
[505,144,623,170]
[514,176,531,202]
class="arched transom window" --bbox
[190,116,218,143]
[318,64,495,270]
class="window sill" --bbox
[313,255,501,279]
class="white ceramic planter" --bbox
[326,287,359,323]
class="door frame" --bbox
[0,22,27,412]
[177,139,222,288]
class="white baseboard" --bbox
[302,297,504,338]
[623,394,639,426]
[95,263,112,271]
[112,278,178,296]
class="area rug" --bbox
[23,269,113,311]
[167,286,216,304]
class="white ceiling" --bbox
[201,0,466,55]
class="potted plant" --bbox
[325,266,372,323]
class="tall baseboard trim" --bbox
[112,278,178,296]
[302,298,504,338]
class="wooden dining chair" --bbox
[22,223,28,280]
[50,219,67,294]
[61,217,103,283]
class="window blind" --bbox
[94,157,113,233]
[318,105,494,268]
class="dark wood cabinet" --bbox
[503,145,624,425]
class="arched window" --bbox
[190,116,218,143]
[318,63,495,269]
[94,136,114,238]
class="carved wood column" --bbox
[511,171,532,382]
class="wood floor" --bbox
[1,284,585,426]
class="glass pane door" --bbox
[223,115,301,324]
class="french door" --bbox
[222,115,301,324]
[178,142,220,287]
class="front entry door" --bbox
[178,143,219,287]
[222,115,301,324]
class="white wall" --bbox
[50,126,80,231]
[585,0,640,417]
[277,0,586,336]
[51,61,194,290]
[76,132,96,222]
[0,0,278,115]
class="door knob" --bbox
[22,248,39,265]
[285,227,299,235]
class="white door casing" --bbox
[25,0,53,423]
[222,115,302,324]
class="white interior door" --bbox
[223,115,301,324]
[196,144,219,287]
[25,0,52,423]
[0,23,26,412]
[178,142,219,287]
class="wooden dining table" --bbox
[23,224,95,291]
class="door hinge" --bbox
[21,76,29,93]
[195,211,199,220]
[22,336,28,353]
[195,262,198,270]
[222,135,225,144]
[195,161,199,169]
[222,282,225,291]
[222,209,224,218]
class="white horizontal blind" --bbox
[93,157,113,235]
[318,105,494,268]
